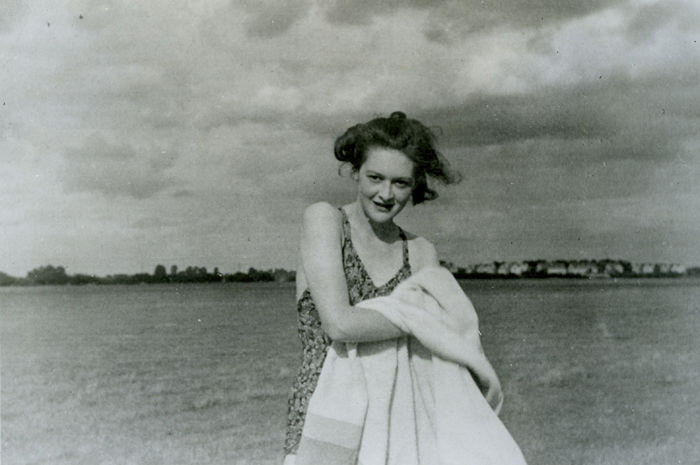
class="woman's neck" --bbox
[346,201,400,243]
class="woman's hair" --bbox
[333,111,461,204]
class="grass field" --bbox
[2,279,699,464]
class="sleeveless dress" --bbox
[284,208,412,455]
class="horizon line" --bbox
[3,257,699,279]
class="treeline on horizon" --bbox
[0,264,296,286]
[2,259,699,287]
[443,259,700,280]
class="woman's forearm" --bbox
[323,304,405,343]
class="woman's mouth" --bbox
[373,201,394,211]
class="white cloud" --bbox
[3,0,700,275]
[60,134,178,199]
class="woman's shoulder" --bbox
[402,231,440,271]
[302,202,344,238]
[303,202,342,223]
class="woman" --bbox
[284,111,460,460]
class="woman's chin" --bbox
[366,203,402,223]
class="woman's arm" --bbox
[408,235,441,272]
[300,202,406,343]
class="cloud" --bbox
[0,0,25,32]
[4,0,700,276]
[417,76,699,164]
[239,0,312,37]
[624,0,700,41]
[61,134,179,199]
[323,0,434,25]
[322,0,626,36]
[417,90,616,148]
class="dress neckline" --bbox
[340,208,410,290]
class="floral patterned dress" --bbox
[284,208,412,455]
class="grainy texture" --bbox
[1,279,699,464]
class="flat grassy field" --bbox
[2,279,699,464]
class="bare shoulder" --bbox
[404,232,440,272]
[303,202,341,228]
[304,201,339,219]
[301,202,344,249]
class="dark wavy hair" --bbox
[333,111,461,204]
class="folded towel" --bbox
[295,267,527,465]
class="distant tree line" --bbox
[442,259,700,280]
[2,259,698,287]
[0,264,296,286]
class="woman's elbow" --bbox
[325,322,355,342]
[328,329,354,343]
[319,315,349,342]
[323,316,365,342]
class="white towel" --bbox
[295,267,527,465]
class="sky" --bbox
[1,0,699,277]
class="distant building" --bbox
[453,259,691,280]
[535,262,549,274]
[568,262,595,276]
[603,262,624,275]
[640,263,656,275]
[509,262,530,276]
[670,264,687,274]
[475,263,497,275]
[462,264,477,274]
[547,261,568,276]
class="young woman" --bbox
[284,111,461,460]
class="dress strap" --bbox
[340,207,409,266]
[398,228,410,267]
[339,208,352,246]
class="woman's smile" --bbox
[372,199,395,211]
[355,147,415,224]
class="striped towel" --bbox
[295,267,527,465]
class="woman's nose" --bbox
[378,181,394,200]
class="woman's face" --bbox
[355,146,416,224]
